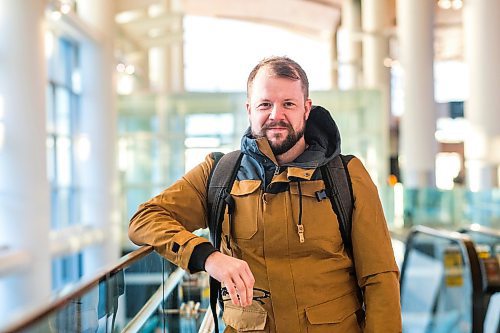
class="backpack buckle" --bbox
[224,192,235,214]
[315,189,328,201]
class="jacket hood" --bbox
[241,105,341,169]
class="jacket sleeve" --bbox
[128,154,216,273]
[348,157,402,333]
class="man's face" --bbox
[246,68,312,156]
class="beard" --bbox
[253,119,306,156]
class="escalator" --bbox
[400,225,499,333]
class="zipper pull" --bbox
[297,224,305,243]
[274,165,280,176]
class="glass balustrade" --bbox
[0,246,213,333]
[397,187,500,229]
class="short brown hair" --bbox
[247,56,309,99]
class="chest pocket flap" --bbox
[229,180,261,240]
[305,290,361,325]
[232,179,261,196]
[289,180,324,198]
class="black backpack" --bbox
[206,150,355,332]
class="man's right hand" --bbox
[204,251,255,307]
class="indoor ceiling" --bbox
[114,0,463,63]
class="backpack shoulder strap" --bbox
[206,149,243,333]
[207,150,243,247]
[321,154,365,310]
[320,154,355,253]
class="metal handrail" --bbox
[1,245,154,333]
[198,305,221,333]
[121,267,186,333]
[460,224,500,239]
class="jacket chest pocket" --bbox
[223,302,268,332]
[305,291,363,333]
[226,180,262,240]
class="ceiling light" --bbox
[115,10,142,24]
[148,29,162,38]
[438,0,452,10]
[60,3,71,14]
[451,0,463,10]
[125,65,135,75]
[50,10,62,21]
[116,63,126,72]
[383,57,393,68]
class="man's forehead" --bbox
[253,68,302,87]
[255,66,294,79]
[251,75,302,95]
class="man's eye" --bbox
[258,103,271,109]
[284,102,296,108]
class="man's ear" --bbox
[246,100,251,116]
[304,99,312,120]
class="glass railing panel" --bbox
[25,277,113,333]
[403,188,463,228]
[0,247,159,333]
[117,250,172,331]
[464,190,500,227]
[124,256,183,332]
[120,255,215,332]
[157,272,210,333]
[120,230,213,333]
[7,268,130,333]
[400,227,476,333]
[401,188,500,229]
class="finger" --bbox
[233,276,248,307]
[242,265,255,304]
[225,282,240,306]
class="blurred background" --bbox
[0,0,499,332]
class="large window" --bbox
[183,15,331,92]
[46,33,81,229]
[51,253,83,291]
[185,113,235,172]
[46,31,83,289]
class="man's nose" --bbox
[269,105,285,120]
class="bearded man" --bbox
[129,56,402,333]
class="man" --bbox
[129,56,402,332]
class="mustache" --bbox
[262,121,293,131]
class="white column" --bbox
[331,31,339,89]
[156,0,185,94]
[156,0,185,183]
[397,0,436,188]
[463,0,500,190]
[362,0,392,88]
[361,0,392,184]
[0,0,51,316]
[77,0,121,274]
[340,0,362,89]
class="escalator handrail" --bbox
[459,224,500,239]
[1,245,154,333]
[400,225,485,332]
